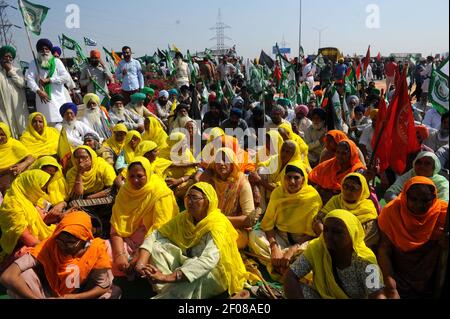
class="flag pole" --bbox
[18,0,42,87]
[368,89,387,169]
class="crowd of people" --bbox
[0,37,448,299]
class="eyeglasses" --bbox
[186,194,204,202]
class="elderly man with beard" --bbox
[25,39,72,125]
[80,49,114,98]
[55,102,100,148]
[155,90,173,126]
[80,93,112,140]
[0,45,28,138]
[108,94,144,132]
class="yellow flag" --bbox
[172,44,181,54]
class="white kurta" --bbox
[25,58,72,124]
[0,66,28,139]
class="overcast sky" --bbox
[7,0,450,62]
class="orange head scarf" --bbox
[324,130,348,151]
[378,176,448,252]
[309,139,365,191]
[31,211,111,297]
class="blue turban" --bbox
[51,46,62,56]
[230,108,243,118]
[36,39,53,52]
[59,102,78,117]
[159,90,169,99]
[168,89,178,96]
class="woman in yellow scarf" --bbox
[158,132,198,198]
[30,156,69,222]
[136,141,173,180]
[0,211,119,299]
[249,161,322,279]
[254,130,284,165]
[0,170,56,264]
[102,123,128,160]
[142,116,169,149]
[313,173,379,250]
[200,148,256,249]
[0,122,35,195]
[19,112,60,158]
[115,130,141,173]
[110,157,179,277]
[66,145,117,198]
[278,122,311,171]
[136,182,248,299]
[284,209,385,299]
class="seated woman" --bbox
[135,182,248,299]
[136,141,173,180]
[313,173,379,251]
[66,146,118,238]
[142,116,169,150]
[378,176,448,299]
[250,140,301,213]
[30,156,69,224]
[278,122,311,171]
[102,124,128,164]
[19,112,60,158]
[284,209,385,299]
[184,119,201,158]
[115,130,142,173]
[0,170,56,270]
[0,122,35,195]
[249,161,322,279]
[303,108,328,168]
[309,139,366,205]
[320,130,366,164]
[253,130,284,165]
[158,132,198,199]
[384,151,449,203]
[0,210,120,299]
[200,148,257,249]
[110,157,179,277]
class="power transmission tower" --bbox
[209,8,231,55]
[0,1,21,47]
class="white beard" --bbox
[64,120,77,130]
[86,107,103,127]
[39,53,52,68]
[114,107,125,117]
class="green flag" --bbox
[61,34,87,64]
[429,57,449,115]
[18,0,49,36]
[164,50,176,76]
[187,50,198,85]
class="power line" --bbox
[209,8,231,54]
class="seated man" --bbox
[108,94,144,133]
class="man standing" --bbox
[302,57,317,90]
[25,39,72,125]
[0,45,28,138]
[217,56,236,82]
[420,56,435,103]
[115,46,144,105]
[174,52,190,89]
[384,56,398,92]
[80,49,114,98]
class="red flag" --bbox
[376,70,420,174]
[364,45,371,71]
[371,91,389,172]
[355,63,362,81]
[273,64,282,82]
[376,52,381,62]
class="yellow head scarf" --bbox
[136,141,173,179]
[157,182,248,295]
[0,170,56,259]
[66,146,116,195]
[207,127,225,143]
[159,132,196,179]
[261,161,322,235]
[30,156,68,204]
[103,124,128,156]
[322,173,378,224]
[0,122,31,171]
[19,113,60,158]
[255,130,284,164]
[304,209,380,299]
[123,130,142,164]
[142,117,169,149]
[278,122,311,170]
[111,157,178,238]
[83,93,100,106]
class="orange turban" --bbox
[90,49,101,59]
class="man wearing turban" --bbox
[55,102,100,147]
[80,93,112,140]
[0,45,28,138]
[25,39,72,124]
[79,49,114,100]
